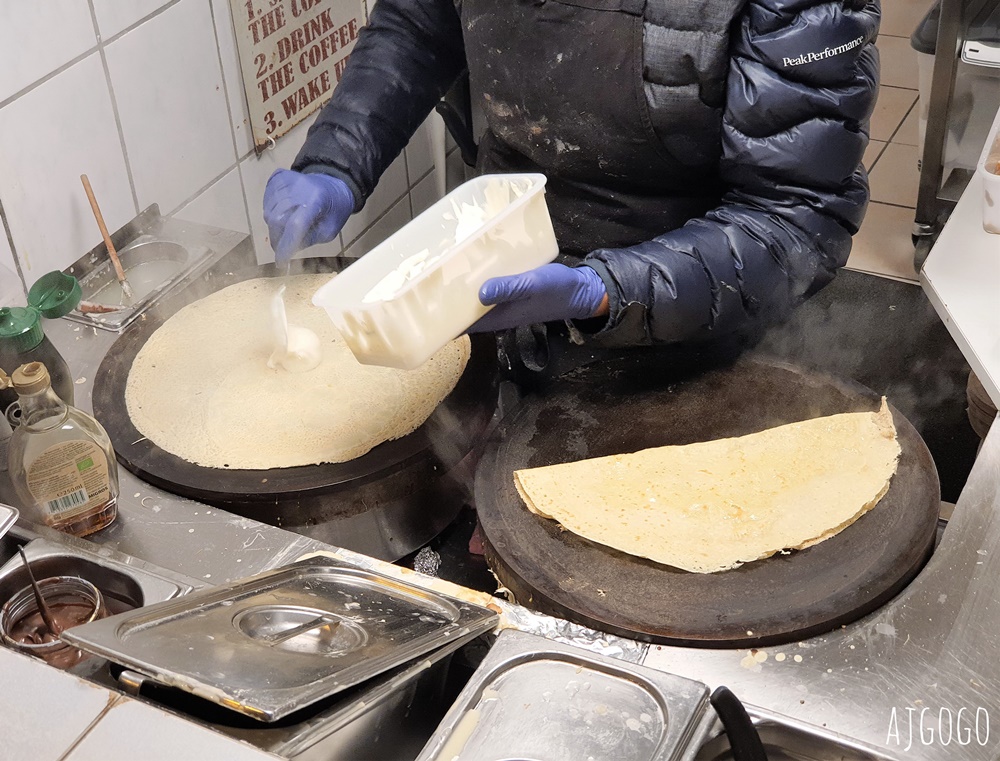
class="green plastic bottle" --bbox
[0,272,81,407]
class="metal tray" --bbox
[0,504,17,542]
[63,206,246,332]
[416,630,712,761]
[0,536,190,611]
[63,556,498,721]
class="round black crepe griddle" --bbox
[92,258,497,525]
[475,354,940,648]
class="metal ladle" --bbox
[17,547,61,637]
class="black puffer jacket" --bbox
[294,0,880,346]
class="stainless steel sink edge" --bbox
[752,706,904,760]
[62,210,249,332]
[416,629,713,761]
[0,521,201,604]
[692,703,905,761]
[267,629,485,759]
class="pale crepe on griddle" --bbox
[514,400,901,573]
[125,276,470,470]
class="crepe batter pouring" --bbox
[268,284,322,373]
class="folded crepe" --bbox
[514,400,900,573]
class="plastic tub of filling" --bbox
[313,174,558,370]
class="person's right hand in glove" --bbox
[263,169,355,262]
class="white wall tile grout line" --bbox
[165,161,242,218]
[0,200,29,296]
[339,134,455,252]
[402,143,416,221]
[341,185,412,250]
[0,48,99,112]
[207,0,255,246]
[233,161,260,249]
[87,0,140,215]
[1,0,455,271]
[343,193,410,257]
[95,0,185,47]
[0,0,186,113]
[207,0,246,168]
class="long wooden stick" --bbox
[80,174,133,301]
[18,547,61,636]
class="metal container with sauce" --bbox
[0,575,107,669]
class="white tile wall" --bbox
[0,229,25,307]
[0,2,97,103]
[343,194,412,258]
[406,115,439,183]
[0,3,448,295]
[410,170,440,217]
[341,154,409,245]
[65,695,280,761]
[174,168,250,233]
[211,0,255,158]
[446,148,469,192]
[91,0,173,40]
[105,0,235,214]
[0,648,111,761]
[0,54,134,279]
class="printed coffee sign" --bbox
[231,0,366,152]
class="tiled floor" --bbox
[846,0,935,284]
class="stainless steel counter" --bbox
[44,309,1000,760]
[645,420,1000,760]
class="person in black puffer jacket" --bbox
[264,0,879,352]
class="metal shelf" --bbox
[914,0,1000,263]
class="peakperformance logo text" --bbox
[782,36,864,67]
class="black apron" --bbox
[458,0,744,384]
[461,0,722,257]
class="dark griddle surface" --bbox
[93,260,496,514]
[476,354,940,647]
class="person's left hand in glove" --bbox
[468,263,609,333]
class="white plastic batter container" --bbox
[313,173,558,369]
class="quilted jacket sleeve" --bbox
[291,0,465,212]
[585,0,880,345]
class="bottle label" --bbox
[26,441,111,523]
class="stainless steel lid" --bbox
[0,504,18,541]
[416,630,712,761]
[62,556,497,721]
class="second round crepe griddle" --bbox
[475,354,940,647]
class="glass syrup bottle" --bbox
[7,362,118,536]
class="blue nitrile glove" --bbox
[263,169,355,262]
[469,264,608,333]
